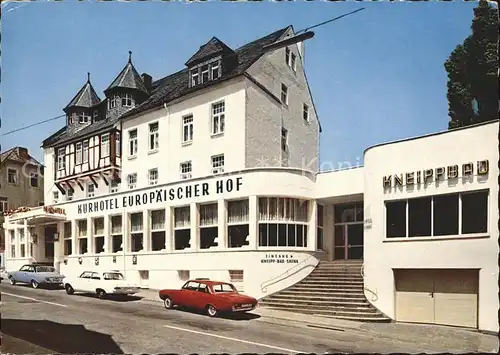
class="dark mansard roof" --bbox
[42,26,290,148]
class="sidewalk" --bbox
[137,289,498,353]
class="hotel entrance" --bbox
[333,202,364,260]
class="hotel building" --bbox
[3,26,498,333]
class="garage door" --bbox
[394,269,478,328]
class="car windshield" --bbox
[36,266,55,273]
[212,283,236,293]
[103,272,124,280]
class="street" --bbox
[1,282,358,354]
[1,282,497,354]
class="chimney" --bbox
[141,73,152,91]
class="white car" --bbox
[63,270,141,299]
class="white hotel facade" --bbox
[3,26,498,333]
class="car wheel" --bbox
[9,277,16,285]
[206,304,218,317]
[163,297,173,309]
[96,289,106,299]
[65,284,75,295]
[31,280,39,289]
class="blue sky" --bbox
[1,0,485,170]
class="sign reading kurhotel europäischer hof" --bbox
[77,177,243,214]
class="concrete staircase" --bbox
[259,260,391,322]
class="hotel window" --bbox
[77,219,88,254]
[101,134,110,157]
[129,129,138,157]
[76,143,82,164]
[281,128,288,151]
[334,203,364,224]
[201,64,210,83]
[211,101,225,135]
[148,168,158,185]
[0,198,8,213]
[64,222,72,256]
[174,206,191,250]
[122,93,134,107]
[228,199,250,248]
[10,245,16,258]
[128,173,137,189]
[280,83,288,106]
[110,215,123,253]
[93,217,105,254]
[79,111,90,124]
[7,168,17,184]
[149,122,159,151]
[303,104,309,122]
[385,189,488,238]
[317,204,324,250]
[30,172,39,187]
[191,70,199,87]
[258,197,309,247]
[182,115,194,143]
[67,189,74,201]
[57,148,65,170]
[53,191,59,204]
[285,47,296,71]
[110,180,120,193]
[82,141,89,163]
[180,161,192,179]
[116,132,121,156]
[130,212,143,252]
[150,209,166,251]
[87,183,95,198]
[211,62,220,80]
[211,154,224,174]
[20,242,26,258]
[200,203,218,249]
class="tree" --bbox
[444,0,498,129]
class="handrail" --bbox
[360,263,364,278]
[260,254,317,293]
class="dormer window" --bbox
[201,65,209,83]
[122,93,134,107]
[189,60,222,88]
[93,110,99,120]
[78,112,90,124]
[108,95,118,109]
[191,71,199,87]
[211,63,220,80]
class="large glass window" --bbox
[228,199,249,248]
[258,197,309,247]
[174,206,190,250]
[151,209,166,251]
[385,189,489,238]
[130,212,143,252]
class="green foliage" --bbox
[444,0,498,129]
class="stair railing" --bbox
[260,254,318,293]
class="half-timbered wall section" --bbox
[54,129,121,194]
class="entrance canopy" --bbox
[3,206,67,226]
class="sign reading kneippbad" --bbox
[77,177,243,214]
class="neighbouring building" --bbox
[2,25,498,333]
[0,147,45,267]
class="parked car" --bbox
[63,270,141,299]
[8,264,64,289]
[159,278,258,317]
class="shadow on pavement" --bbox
[73,293,142,302]
[1,319,124,354]
[173,306,261,321]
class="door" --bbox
[334,224,364,260]
[395,269,478,328]
[395,269,435,324]
[74,271,92,291]
[433,269,478,328]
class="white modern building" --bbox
[3,25,498,333]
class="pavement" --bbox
[0,283,498,354]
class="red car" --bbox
[159,278,258,317]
